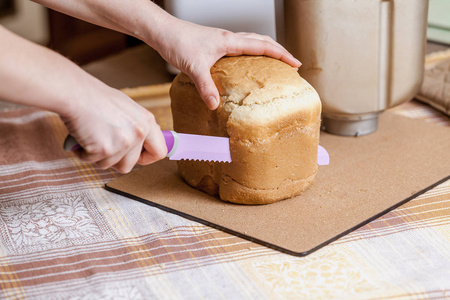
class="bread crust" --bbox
[170,56,322,204]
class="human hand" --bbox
[62,85,167,174]
[150,17,301,110]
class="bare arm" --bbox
[0,25,167,173]
[32,0,166,45]
[32,0,301,109]
[0,25,86,115]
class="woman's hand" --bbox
[150,17,302,110]
[61,86,167,174]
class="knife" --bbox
[63,131,329,165]
[63,130,232,163]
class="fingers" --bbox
[188,33,300,110]
[229,32,301,68]
[189,66,221,110]
[186,31,300,110]
[78,129,167,173]
[138,124,168,165]
[70,111,167,174]
[97,142,143,174]
[75,135,140,174]
[236,32,285,51]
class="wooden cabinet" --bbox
[0,0,14,18]
[47,0,164,65]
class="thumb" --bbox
[190,68,220,110]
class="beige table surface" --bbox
[0,43,449,299]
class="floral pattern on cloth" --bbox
[241,250,381,299]
[0,191,115,253]
[60,286,146,300]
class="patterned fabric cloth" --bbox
[417,49,450,116]
[0,98,449,299]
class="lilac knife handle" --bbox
[162,130,174,153]
[162,130,178,157]
[63,135,81,152]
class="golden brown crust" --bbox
[170,56,322,204]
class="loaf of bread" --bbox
[170,56,322,204]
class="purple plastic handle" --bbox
[162,130,175,153]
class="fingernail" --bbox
[206,96,218,110]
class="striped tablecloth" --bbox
[0,96,449,299]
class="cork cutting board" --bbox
[105,109,450,256]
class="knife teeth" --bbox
[168,133,232,163]
[178,158,231,163]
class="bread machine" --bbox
[165,0,429,136]
[277,0,429,136]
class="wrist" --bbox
[56,73,106,120]
[138,4,175,53]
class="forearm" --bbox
[29,0,300,111]
[0,25,105,117]
[32,0,171,49]
[0,25,166,172]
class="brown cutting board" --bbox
[106,111,450,256]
